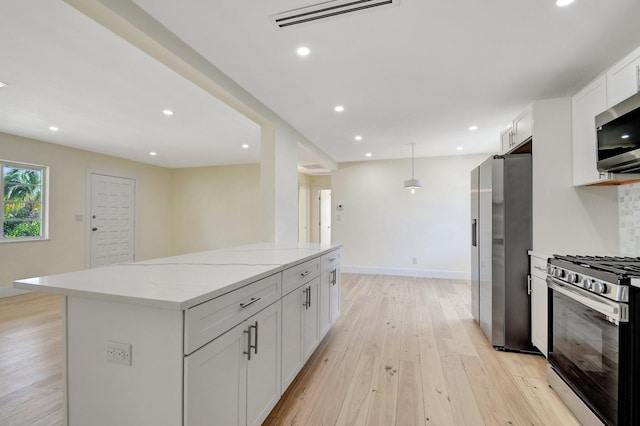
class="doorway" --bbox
[298,184,310,243]
[319,189,331,245]
[87,172,136,268]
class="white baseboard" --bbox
[341,265,470,280]
[0,286,30,298]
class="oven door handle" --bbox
[548,277,628,323]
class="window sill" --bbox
[0,237,51,244]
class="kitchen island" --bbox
[14,243,342,426]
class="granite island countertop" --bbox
[13,242,342,310]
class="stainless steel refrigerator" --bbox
[470,154,533,352]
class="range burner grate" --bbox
[554,255,640,276]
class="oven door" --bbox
[547,277,629,426]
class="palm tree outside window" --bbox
[2,161,47,240]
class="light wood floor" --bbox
[265,274,579,426]
[0,292,63,426]
[0,275,579,426]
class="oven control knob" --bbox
[567,273,580,284]
[583,278,593,290]
[554,268,565,279]
[547,264,554,275]
[592,282,607,294]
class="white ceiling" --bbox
[2,0,640,169]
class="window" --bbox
[1,161,48,241]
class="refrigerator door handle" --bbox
[471,219,477,247]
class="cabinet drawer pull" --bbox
[243,321,258,360]
[328,257,336,262]
[302,287,311,309]
[253,321,258,356]
[331,269,337,285]
[239,297,261,309]
[533,265,546,272]
[243,325,253,360]
[300,270,311,278]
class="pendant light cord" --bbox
[411,143,415,179]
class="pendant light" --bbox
[404,143,423,194]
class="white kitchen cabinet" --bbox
[184,300,281,426]
[281,285,304,390]
[606,46,640,107]
[530,254,548,357]
[319,268,331,337]
[330,266,341,324]
[16,244,342,426]
[571,68,640,186]
[513,106,533,146]
[572,75,613,186]
[319,251,341,336]
[500,106,532,154]
[281,277,320,391]
[302,279,320,360]
[500,124,513,154]
[184,318,247,425]
[245,303,281,426]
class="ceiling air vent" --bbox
[271,0,398,29]
[300,164,326,170]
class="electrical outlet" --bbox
[107,341,132,365]
[412,257,418,264]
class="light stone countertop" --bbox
[14,243,342,310]
[528,250,553,260]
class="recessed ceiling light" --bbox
[0,81,7,88]
[162,109,174,116]
[456,146,464,151]
[365,152,372,158]
[622,134,631,139]
[48,126,59,132]
[354,135,363,141]
[334,105,345,113]
[556,0,574,6]
[296,46,310,57]
[242,144,250,149]
[469,125,478,131]
[149,152,157,156]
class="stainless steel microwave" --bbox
[596,91,640,173]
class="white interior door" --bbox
[319,189,331,245]
[298,184,310,243]
[90,173,136,268]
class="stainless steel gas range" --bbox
[546,255,640,426]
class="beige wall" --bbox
[332,154,487,279]
[531,99,619,254]
[0,132,173,291]
[0,133,264,293]
[169,165,261,254]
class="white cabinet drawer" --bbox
[282,258,320,295]
[321,250,341,272]
[530,256,548,279]
[184,273,281,355]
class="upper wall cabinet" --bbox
[571,45,640,186]
[500,124,513,154]
[572,75,612,186]
[513,106,533,146]
[607,46,640,108]
[500,105,532,154]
